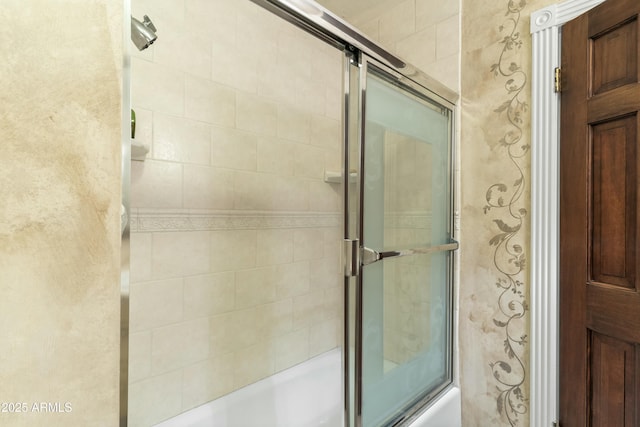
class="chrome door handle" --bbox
[361,240,459,266]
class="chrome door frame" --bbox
[246,1,459,426]
[120,0,132,425]
[351,53,457,426]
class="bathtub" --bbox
[154,349,460,427]
[408,386,461,427]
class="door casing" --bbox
[529,0,607,425]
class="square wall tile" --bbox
[256,229,293,266]
[294,144,326,180]
[276,261,310,299]
[254,300,294,338]
[310,256,341,291]
[232,339,275,389]
[308,181,340,212]
[210,310,258,356]
[310,48,342,90]
[132,58,184,117]
[239,27,278,90]
[131,159,183,209]
[275,328,309,371]
[272,177,311,212]
[128,331,152,383]
[295,76,326,117]
[421,54,459,93]
[293,290,325,330]
[379,0,416,46]
[395,26,437,72]
[128,370,182,427]
[183,272,235,319]
[235,266,278,309]
[436,15,460,60]
[212,31,258,93]
[323,240,342,270]
[324,286,343,321]
[210,229,257,272]
[234,172,309,211]
[129,278,183,332]
[182,352,236,410]
[257,137,295,176]
[183,164,234,209]
[324,148,341,176]
[309,317,341,357]
[130,232,152,283]
[323,227,342,246]
[277,104,311,144]
[277,32,313,83]
[257,62,296,106]
[239,0,282,44]
[416,0,459,30]
[154,30,212,79]
[152,231,211,279]
[153,114,211,165]
[185,0,237,40]
[310,115,341,150]
[185,74,236,126]
[233,171,270,211]
[293,229,325,261]
[236,92,278,136]
[325,84,343,121]
[211,126,257,171]
[151,318,210,375]
[356,19,381,43]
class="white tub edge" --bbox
[408,387,461,427]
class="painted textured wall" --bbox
[459,0,557,425]
[0,1,123,426]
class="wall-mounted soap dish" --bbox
[324,171,358,184]
[131,139,149,161]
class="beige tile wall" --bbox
[129,226,343,426]
[347,0,460,91]
[128,0,344,425]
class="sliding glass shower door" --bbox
[125,0,457,425]
[346,55,456,427]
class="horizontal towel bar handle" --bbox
[361,240,459,266]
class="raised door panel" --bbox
[589,332,639,427]
[591,18,637,95]
[590,116,637,289]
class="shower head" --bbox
[131,15,157,51]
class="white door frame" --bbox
[529,0,605,425]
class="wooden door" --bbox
[560,0,640,425]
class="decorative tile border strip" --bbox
[129,209,342,232]
[383,212,433,229]
[129,209,433,233]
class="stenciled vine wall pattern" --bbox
[484,0,529,425]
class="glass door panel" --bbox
[357,59,455,426]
